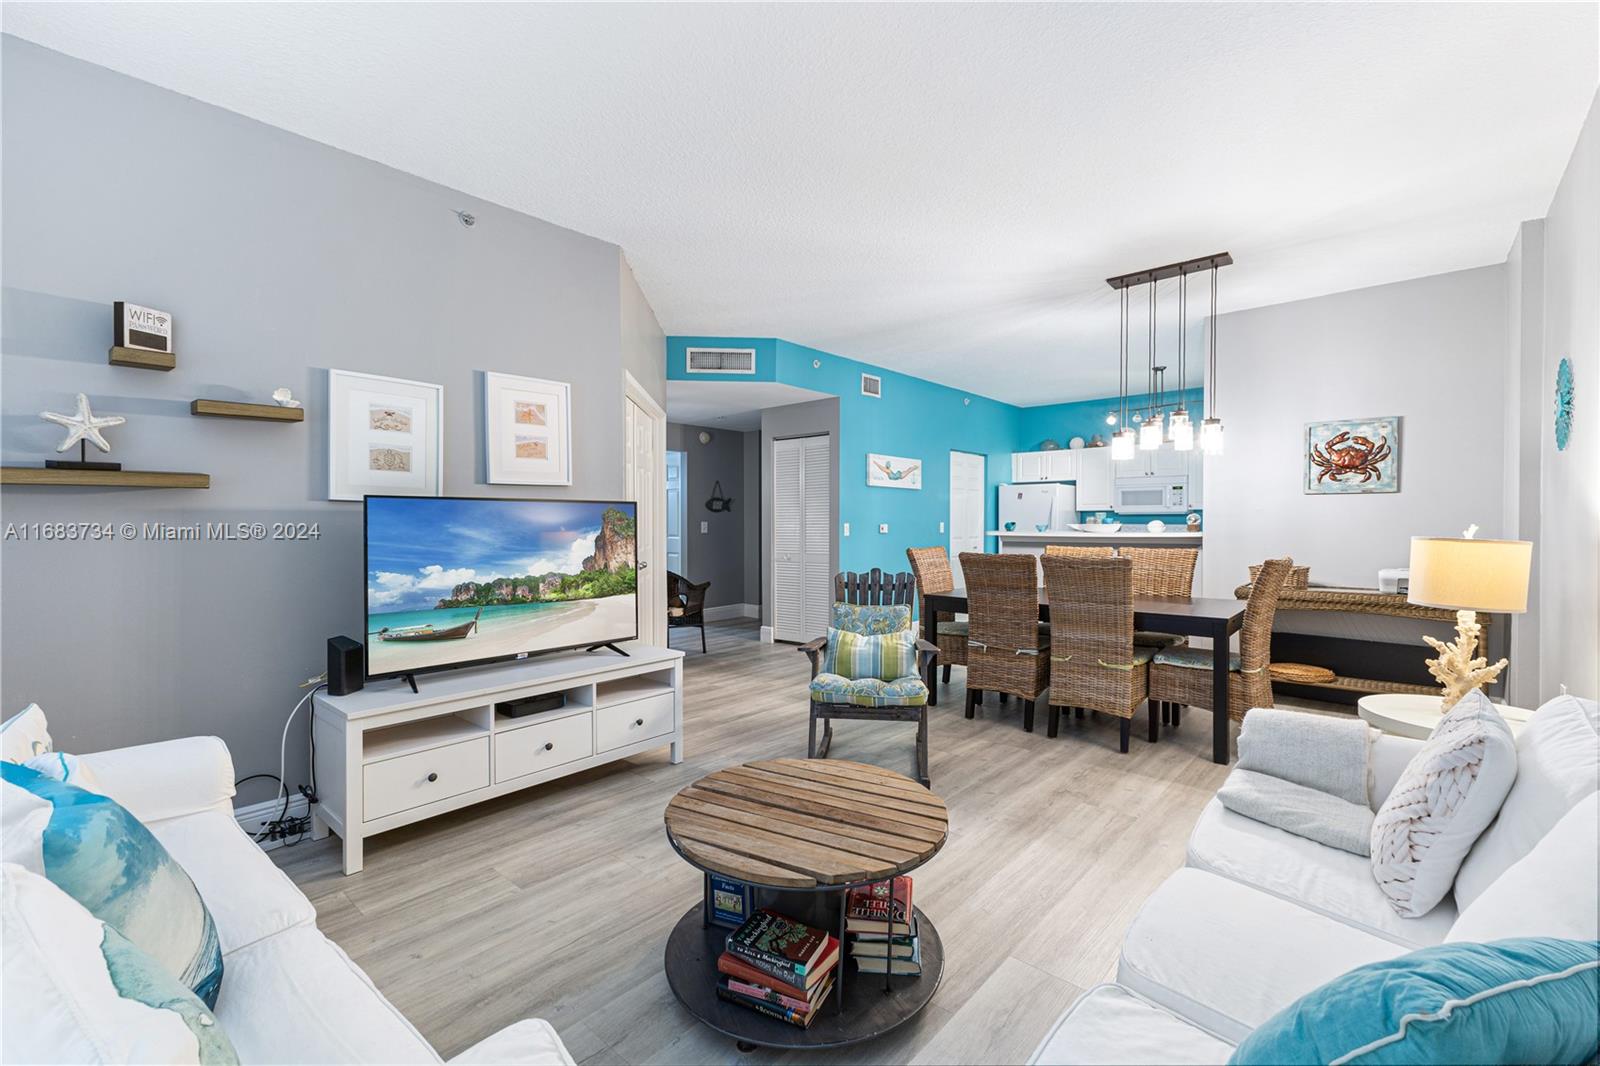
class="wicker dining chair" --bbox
[1121,546,1200,654]
[957,552,1050,732]
[906,547,967,691]
[1041,554,1155,753]
[1148,557,1293,727]
[1042,544,1117,560]
[666,570,711,653]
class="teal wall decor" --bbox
[1554,357,1574,451]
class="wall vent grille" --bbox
[685,347,757,374]
[861,373,883,398]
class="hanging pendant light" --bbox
[1200,263,1224,455]
[1170,272,1194,450]
[1138,280,1162,450]
[1110,286,1136,460]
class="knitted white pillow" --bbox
[1370,689,1517,917]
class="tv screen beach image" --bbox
[365,497,637,677]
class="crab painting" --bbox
[1304,418,1400,494]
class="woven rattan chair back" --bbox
[1122,547,1200,597]
[906,547,955,596]
[1239,557,1293,674]
[1041,554,1136,670]
[1042,544,1116,561]
[957,552,1042,653]
[834,568,915,607]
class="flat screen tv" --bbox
[364,496,638,680]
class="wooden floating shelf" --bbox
[108,346,176,371]
[1,467,210,489]
[190,399,304,422]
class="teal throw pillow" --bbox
[0,761,224,1008]
[823,627,919,682]
[1231,938,1599,1065]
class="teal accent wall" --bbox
[667,337,1204,579]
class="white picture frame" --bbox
[867,453,922,490]
[484,371,573,485]
[327,369,444,502]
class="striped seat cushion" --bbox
[1134,632,1187,649]
[1153,646,1243,672]
[809,674,929,708]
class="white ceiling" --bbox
[5,3,1596,404]
[665,381,830,432]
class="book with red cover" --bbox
[717,951,812,1000]
[722,974,833,1016]
[718,934,840,990]
[726,909,836,979]
[844,876,913,934]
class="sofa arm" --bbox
[78,736,236,824]
[1368,732,1425,810]
[448,1020,574,1065]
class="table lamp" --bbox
[1407,525,1532,709]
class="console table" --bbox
[313,646,683,874]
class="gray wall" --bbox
[664,422,750,607]
[759,398,841,630]
[742,432,761,609]
[1502,221,1546,708]
[1202,265,1508,596]
[0,37,665,804]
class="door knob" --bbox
[639,561,649,569]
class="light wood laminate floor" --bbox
[276,621,1241,1064]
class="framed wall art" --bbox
[327,369,443,501]
[867,453,922,490]
[1304,416,1399,494]
[484,372,572,485]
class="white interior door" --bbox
[666,450,685,576]
[949,450,987,586]
[625,376,667,647]
[772,434,832,642]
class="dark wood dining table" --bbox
[921,588,1247,764]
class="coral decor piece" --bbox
[1422,611,1508,710]
[40,394,125,453]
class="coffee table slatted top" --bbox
[664,759,950,889]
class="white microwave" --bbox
[1114,476,1189,514]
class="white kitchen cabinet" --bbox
[1045,449,1078,482]
[1012,452,1048,482]
[1074,448,1113,510]
[1151,446,1189,476]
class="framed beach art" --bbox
[868,453,922,490]
[327,369,444,502]
[1304,416,1399,494]
[485,372,573,485]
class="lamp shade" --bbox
[1407,537,1532,613]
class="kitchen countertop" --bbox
[988,529,1202,541]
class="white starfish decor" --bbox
[40,393,126,453]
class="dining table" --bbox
[921,587,1247,764]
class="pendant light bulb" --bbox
[1110,427,1136,461]
[1200,417,1224,455]
[1170,407,1194,451]
[1105,412,1118,426]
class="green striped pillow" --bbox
[823,626,918,682]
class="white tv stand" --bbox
[312,646,684,874]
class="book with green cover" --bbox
[726,909,833,978]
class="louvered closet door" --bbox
[773,438,806,642]
[800,435,833,640]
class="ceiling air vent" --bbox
[685,347,757,375]
[861,373,883,398]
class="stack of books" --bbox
[715,909,840,1028]
[845,876,922,976]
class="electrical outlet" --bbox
[842,523,850,536]
[878,523,889,534]
[939,521,945,533]
[700,521,708,534]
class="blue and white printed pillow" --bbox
[0,762,224,1008]
[2,862,238,1065]
[24,751,103,792]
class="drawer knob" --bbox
[426,772,438,783]
[635,717,644,727]
[544,742,554,751]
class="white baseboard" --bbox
[234,792,312,853]
[703,602,759,622]
[759,625,774,644]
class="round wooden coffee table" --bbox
[662,758,949,1050]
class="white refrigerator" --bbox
[998,483,1079,532]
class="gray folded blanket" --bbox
[1218,769,1375,855]
[1235,707,1372,806]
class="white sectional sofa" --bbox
[1030,694,1600,1064]
[38,734,573,1065]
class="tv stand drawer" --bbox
[495,711,593,782]
[596,692,674,752]
[363,736,489,822]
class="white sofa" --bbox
[31,734,573,1065]
[1030,694,1600,1064]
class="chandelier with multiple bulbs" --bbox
[1106,253,1231,460]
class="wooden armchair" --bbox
[666,570,710,653]
[800,570,937,787]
